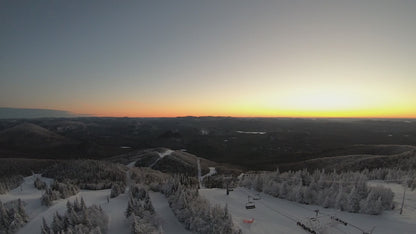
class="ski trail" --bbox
[127,161,136,168]
[201,167,217,180]
[149,149,174,168]
[149,192,191,234]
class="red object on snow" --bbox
[243,218,254,223]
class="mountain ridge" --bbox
[0,107,79,119]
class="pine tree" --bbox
[0,201,9,231]
[17,199,28,222]
[347,186,361,212]
[335,186,348,211]
[41,217,51,234]
[81,197,87,210]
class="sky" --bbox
[1,0,415,118]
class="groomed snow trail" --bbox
[148,192,191,234]
[104,192,130,234]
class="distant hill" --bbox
[108,148,242,175]
[0,122,74,149]
[277,144,416,172]
[0,107,76,119]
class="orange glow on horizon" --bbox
[73,106,416,119]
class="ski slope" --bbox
[3,175,415,234]
[200,187,416,234]
[1,174,131,234]
[1,172,191,234]
[149,192,191,234]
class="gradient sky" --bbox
[1,0,415,118]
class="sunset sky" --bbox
[1,1,415,118]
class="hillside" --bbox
[0,123,80,158]
[109,148,242,176]
[0,123,73,147]
[277,145,416,172]
[1,117,416,170]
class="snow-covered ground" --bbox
[0,171,191,234]
[0,174,131,234]
[3,174,415,234]
[368,181,416,222]
[200,186,416,234]
[0,175,53,221]
[149,192,191,234]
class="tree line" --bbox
[162,175,241,234]
[41,197,108,234]
[126,184,161,234]
[42,160,126,190]
[0,199,28,234]
[240,169,394,215]
[41,181,79,206]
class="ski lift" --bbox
[245,195,256,209]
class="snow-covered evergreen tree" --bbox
[41,181,79,206]
[240,169,394,215]
[34,177,47,190]
[41,198,108,234]
[163,175,240,234]
[126,184,160,234]
[110,182,125,198]
[0,199,28,233]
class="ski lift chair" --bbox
[245,201,256,209]
[245,195,256,209]
[253,193,261,200]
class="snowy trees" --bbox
[365,168,416,190]
[34,177,47,190]
[347,186,361,213]
[41,197,108,234]
[42,160,126,190]
[240,169,394,215]
[125,185,160,234]
[0,175,23,194]
[162,175,241,234]
[41,181,79,206]
[130,167,169,192]
[110,183,125,198]
[0,199,28,233]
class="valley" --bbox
[0,118,415,233]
